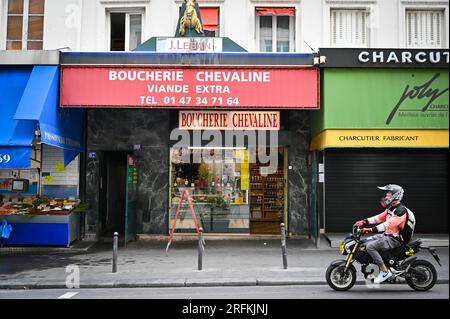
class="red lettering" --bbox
[214,114,219,128]
[222,113,228,128]
[272,113,278,128]
[243,114,249,128]
[181,113,188,128]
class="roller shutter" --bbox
[324,148,448,233]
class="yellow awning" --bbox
[311,130,449,151]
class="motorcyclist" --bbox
[355,184,408,284]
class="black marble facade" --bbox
[287,111,312,236]
[84,109,311,239]
[85,109,170,237]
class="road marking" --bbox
[57,292,79,299]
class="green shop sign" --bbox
[316,69,449,131]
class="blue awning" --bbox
[0,66,84,169]
[0,147,32,169]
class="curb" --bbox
[0,279,448,290]
[0,243,95,255]
[0,249,89,255]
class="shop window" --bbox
[330,8,369,47]
[0,144,78,199]
[0,169,40,196]
[199,7,219,37]
[169,147,287,234]
[170,148,250,233]
[256,7,295,52]
[406,9,445,48]
[109,12,142,51]
[6,0,45,50]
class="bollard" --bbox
[112,232,118,273]
[280,223,288,269]
[198,227,204,271]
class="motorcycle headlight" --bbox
[345,240,356,254]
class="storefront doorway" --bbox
[249,147,286,234]
[100,151,127,239]
[99,151,138,243]
[97,150,138,243]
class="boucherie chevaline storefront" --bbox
[60,52,319,242]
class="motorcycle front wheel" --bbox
[326,263,356,291]
[405,259,437,291]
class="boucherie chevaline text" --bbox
[109,70,272,82]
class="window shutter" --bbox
[200,7,219,31]
[434,11,442,46]
[256,7,294,16]
[330,9,368,47]
[406,10,443,48]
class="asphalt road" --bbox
[0,284,448,299]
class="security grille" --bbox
[324,148,449,233]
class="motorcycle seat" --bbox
[405,239,421,248]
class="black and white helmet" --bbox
[378,184,404,208]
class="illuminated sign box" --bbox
[179,111,280,130]
[60,67,319,109]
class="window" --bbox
[330,9,369,47]
[406,10,445,48]
[170,148,250,233]
[169,146,287,234]
[6,0,45,50]
[256,7,295,52]
[109,12,142,51]
[200,7,219,37]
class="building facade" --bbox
[60,51,318,240]
[1,0,448,244]
[311,48,449,236]
[2,0,449,52]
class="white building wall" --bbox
[300,0,324,51]
[377,0,398,48]
[2,0,449,52]
[43,0,79,50]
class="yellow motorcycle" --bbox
[326,225,441,291]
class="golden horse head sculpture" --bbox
[179,0,203,36]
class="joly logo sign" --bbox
[386,73,449,125]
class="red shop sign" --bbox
[60,66,319,109]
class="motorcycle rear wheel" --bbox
[405,259,437,291]
[326,264,356,291]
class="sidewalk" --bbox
[0,237,448,290]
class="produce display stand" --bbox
[0,204,80,247]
